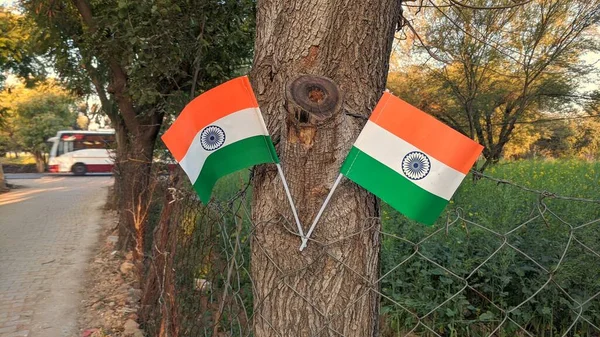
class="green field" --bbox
[381,159,600,336]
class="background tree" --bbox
[0,7,44,89]
[1,5,46,189]
[0,80,77,172]
[585,90,600,115]
[389,0,600,170]
[0,101,21,158]
[0,164,6,192]
[0,106,7,192]
[73,103,91,130]
[76,112,90,130]
[22,0,255,257]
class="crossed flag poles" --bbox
[161,76,483,251]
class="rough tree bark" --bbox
[249,1,402,336]
[33,150,45,173]
[0,164,7,192]
[115,124,161,257]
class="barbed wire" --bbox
[140,169,600,337]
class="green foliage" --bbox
[380,159,600,336]
[0,7,44,89]
[19,0,99,97]
[146,161,600,336]
[14,93,75,153]
[22,0,255,117]
[94,0,255,105]
[0,80,77,164]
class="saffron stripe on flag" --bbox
[341,147,448,225]
[192,135,277,203]
[162,76,258,162]
[353,121,465,200]
[370,92,482,174]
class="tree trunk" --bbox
[34,151,45,173]
[111,118,128,210]
[249,1,402,336]
[116,131,157,260]
[0,164,7,192]
[139,175,180,337]
[71,0,165,262]
[87,59,122,209]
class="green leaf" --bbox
[478,311,494,321]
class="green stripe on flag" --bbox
[193,135,279,203]
[341,147,448,225]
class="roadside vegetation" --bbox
[160,158,600,336]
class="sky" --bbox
[0,0,15,8]
[580,52,600,92]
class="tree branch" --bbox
[70,0,141,134]
[402,19,449,64]
[448,0,534,10]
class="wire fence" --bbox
[139,168,600,337]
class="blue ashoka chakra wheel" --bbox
[200,125,226,151]
[401,151,431,180]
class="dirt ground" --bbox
[77,210,145,337]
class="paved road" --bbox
[5,174,112,180]
[0,175,112,337]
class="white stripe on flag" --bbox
[353,121,466,200]
[179,107,267,184]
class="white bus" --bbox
[47,130,116,175]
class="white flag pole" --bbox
[275,163,305,240]
[299,173,344,251]
[253,106,305,241]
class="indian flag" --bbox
[162,76,278,203]
[341,92,483,225]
